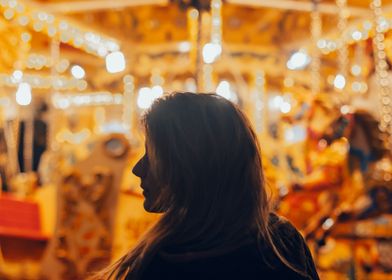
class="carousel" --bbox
[0,0,391,279]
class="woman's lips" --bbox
[141,184,149,196]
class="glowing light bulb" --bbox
[137,86,163,109]
[269,95,284,109]
[151,85,163,97]
[287,50,311,70]
[317,39,327,49]
[350,65,361,76]
[340,105,351,114]
[178,41,191,53]
[216,81,238,102]
[12,70,23,83]
[285,125,306,143]
[202,43,222,64]
[105,51,126,73]
[322,218,334,230]
[352,81,361,92]
[334,74,346,90]
[363,20,372,30]
[71,65,85,79]
[185,78,197,92]
[15,83,32,106]
[98,46,108,57]
[352,30,362,41]
[280,102,291,113]
[216,81,231,100]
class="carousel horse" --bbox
[302,110,390,244]
[277,98,344,230]
[278,96,389,235]
[278,107,391,277]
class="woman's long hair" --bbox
[96,92,304,279]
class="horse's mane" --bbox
[352,110,389,161]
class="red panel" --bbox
[0,195,48,240]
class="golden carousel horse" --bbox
[279,99,392,278]
[278,97,389,237]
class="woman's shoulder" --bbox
[268,212,310,252]
[263,213,309,263]
[268,212,303,238]
[267,212,320,280]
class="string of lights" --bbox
[318,18,392,54]
[335,0,349,91]
[52,92,123,109]
[210,0,222,48]
[253,71,265,134]
[122,75,134,132]
[311,0,322,96]
[0,0,120,57]
[371,0,392,150]
[0,72,87,91]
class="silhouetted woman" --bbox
[98,93,319,280]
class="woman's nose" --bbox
[132,155,147,178]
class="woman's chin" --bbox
[143,200,165,213]
[143,200,154,212]
[143,200,158,213]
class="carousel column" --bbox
[8,27,35,193]
[48,38,60,150]
[200,10,214,93]
[336,0,349,79]
[15,27,31,175]
[23,106,34,173]
[188,7,203,92]
[311,0,321,98]
[189,0,222,93]
[253,71,267,135]
[351,41,367,95]
[203,0,223,92]
[277,109,292,191]
[3,107,19,177]
[1,97,19,191]
[122,75,134,135]
[335,0,350,103]
[262,76,268,136]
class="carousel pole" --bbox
[48,38,60,150]
[196,11,204,92]
[351,41,366,95]
[188,0,222,93]
[21,34,35,174]
[188,7,203,93]
[3,113,20,176]
[204,0,223,93]
[253,71,266,135]
[310,0,321,98]
[23,110,33,173]
[335,0,349,102]
[122,75,134,135]
[200,11,214,93]
[187,6,204,92]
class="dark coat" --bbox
[128,214,320,280]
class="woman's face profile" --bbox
[132,141,163,213]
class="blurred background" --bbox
[0,0,391,279]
